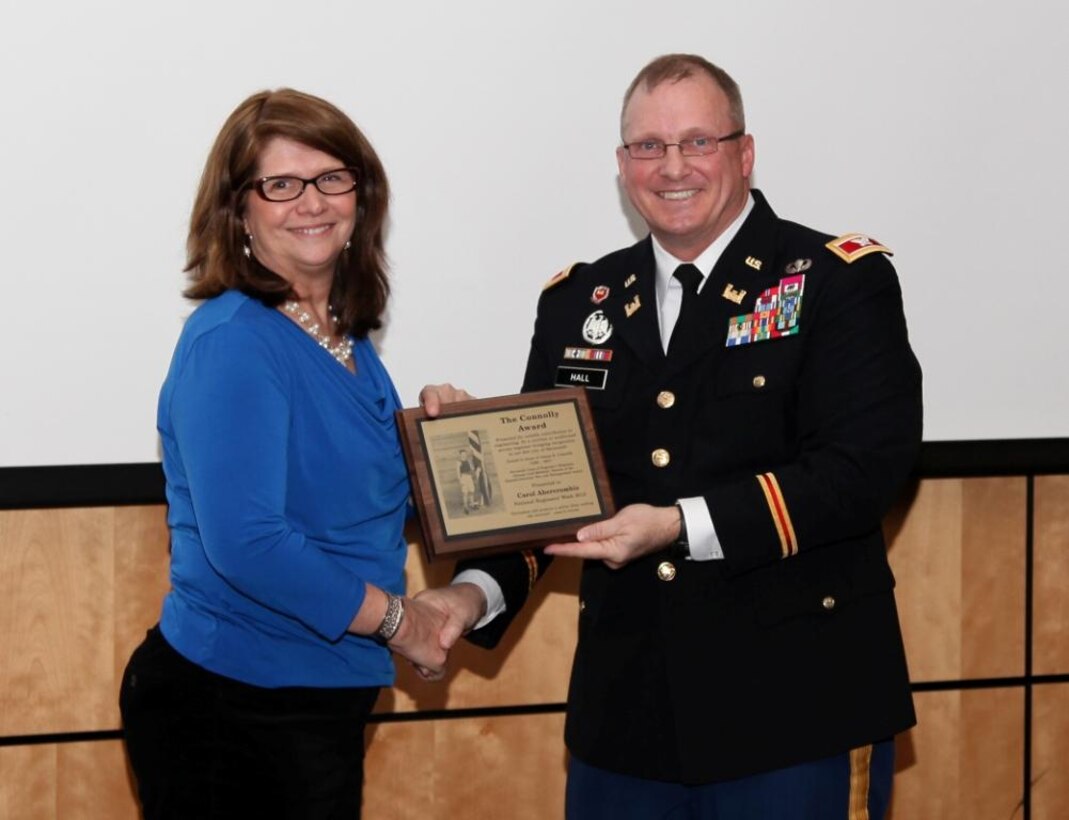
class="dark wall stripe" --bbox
[366,701,569,724]
[909,673,1069,692]
[0,729,124,748]
[0,463,164,510]
[915,438,1069,478]
[1024,476,1035,820]
[3,439,1069,510]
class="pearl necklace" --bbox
[282,301,354,366]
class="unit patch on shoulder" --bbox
[826,234,892,264]
[543,263,581,291]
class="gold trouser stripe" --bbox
[848,744,873,820]
[522,550,538,593]
[756,473,798,558]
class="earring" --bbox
[244,234,253,259]
[344,239,352,251]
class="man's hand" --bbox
[418,383,475,417]
[413,583,488,651]
[544,503,681,570]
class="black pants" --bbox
[120,626,379,820]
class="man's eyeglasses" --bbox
[247,167,360,202]
[621,130,745,160]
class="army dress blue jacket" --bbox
[460,190,922,784]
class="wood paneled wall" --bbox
[1,476,1066,818]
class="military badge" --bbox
[582,310,613,345]
[624,273,637,288]
[726,315,754,347]
[745,256,763,271]
[826,234,892,264]
[591,285,610,305]
[725,275,806,347]
[564,346,613,362]
[624,294,641,317]
[722,283,747,304]
[785,258,811,275]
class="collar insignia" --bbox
[722,284,747,304]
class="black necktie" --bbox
[669,263,703,355]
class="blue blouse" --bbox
[157,290,410,688]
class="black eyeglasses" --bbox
[247,167,360,202]
[621,130,745,160]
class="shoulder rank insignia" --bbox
[542,263,580,291]
[826,233,892,264]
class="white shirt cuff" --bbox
[678,497,724,561]
[452,569,506,629]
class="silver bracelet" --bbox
[376,594,405,642]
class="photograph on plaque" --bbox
[396,388,615,561]
[430,429,499,520]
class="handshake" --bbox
[367,383,678,681]
[381,582,489,682]
[378,382,486,682]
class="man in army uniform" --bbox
[422,53,921,819]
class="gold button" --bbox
[657,561,677,582]
[753,375,767,389]
[822,595,836,611]
[651,449,671,468]
[656,390,676,409]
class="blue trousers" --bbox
[566,740,894,820]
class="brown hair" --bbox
[184,88,390,337]
[621,54,746,135]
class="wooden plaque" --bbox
[396,387,615,561]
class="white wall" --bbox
[2,0,1066,466]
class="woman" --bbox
[120,88,454,819]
